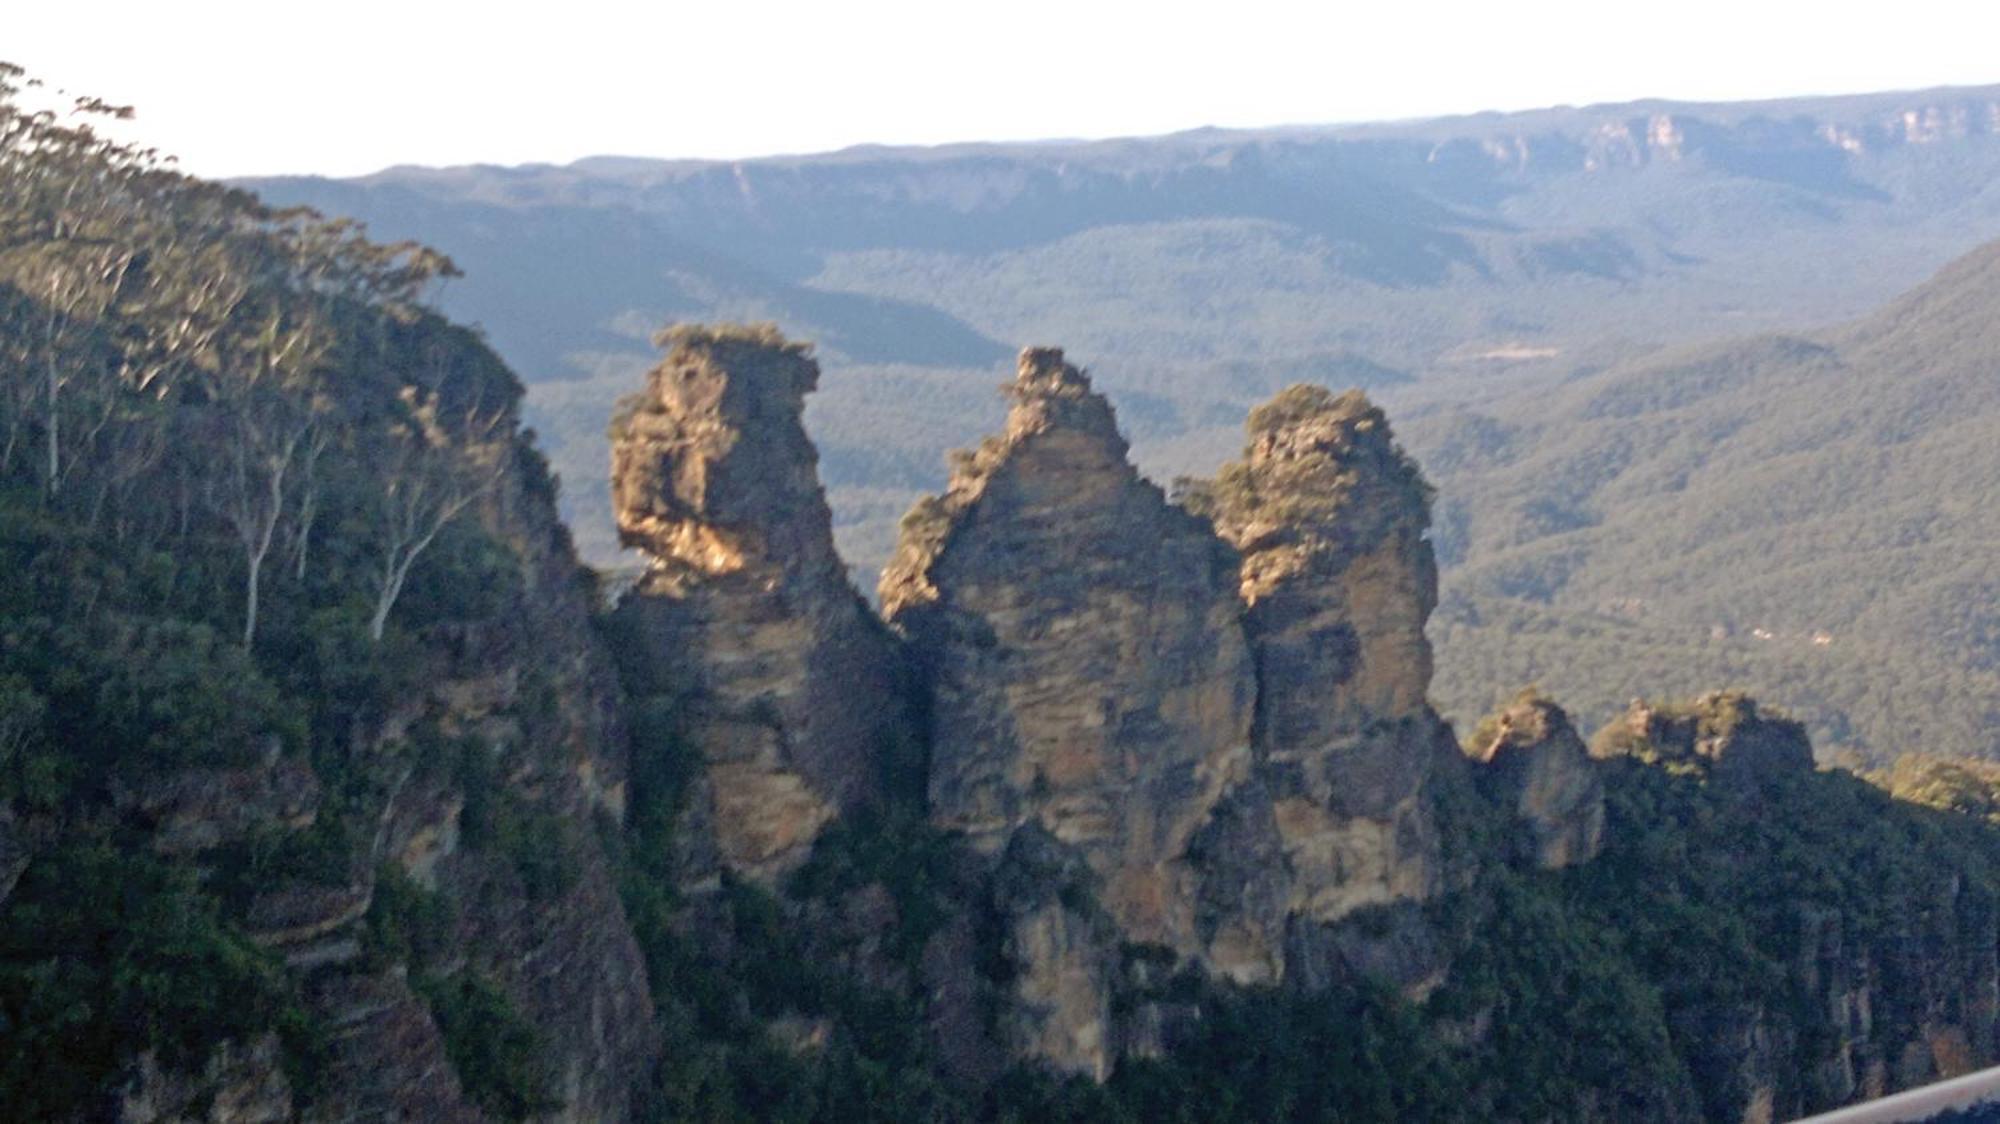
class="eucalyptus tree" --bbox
[367,381,509,642]
[210,301,332,647]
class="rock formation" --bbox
[1196,386,1436,733]
[611,324,912,881]
[39,297,2000,1119]
[881,349,1255,1072]
[988,823,1122,1080]
[1593,690,1817,785]
[881,348,1253,930]
[1185,385,1462,940]
[1468,693,1606,869]
[879,357,1473,1072]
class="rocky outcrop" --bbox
[1187,385,1459,935]
[1193,386,1437,735]
[883,348,1255,964]
[612,324,911,881]
[880,360,1476,1073]
[988,823,1121,1079]
[1593,690,1817,785]
[306,971,482,1124]
[111,754,320,857]
[116,1034,294,1124]
[881,349,1259,1074]
[1469,693,1605,869]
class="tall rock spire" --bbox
[1185,385,1459,930]
[610,324,910,882]
[883,348,1257,1076]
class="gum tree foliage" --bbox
[0,60,509,647]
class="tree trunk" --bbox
[294,502,315,581]
[243,551,262,648]
[44,343,58,501]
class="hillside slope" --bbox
[1405,240,2000,761]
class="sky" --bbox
[13,0,2000,179]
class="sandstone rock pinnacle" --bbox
[1187,385,1457,929]
[610,324,911,882]
[883,347,1256,1075]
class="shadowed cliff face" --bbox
[107,414,662,1123]
[881,349,1256,1076]
[1469,694,1606,869]
[610,325,912,882]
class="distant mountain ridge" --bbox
[247,82,2000,575]
[352,82,2000,189]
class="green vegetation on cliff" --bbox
[0,63,628,1117]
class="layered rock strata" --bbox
[611,325,911,881]
[881,350,1255,1073]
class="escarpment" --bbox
[609,324,912,882]
[15,309,2000,1120]
[295,399,660,1124]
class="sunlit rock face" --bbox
[1469,694,1606,869]
[881,359,1472,1074]
[1195,386,1437,744]
[611,324,911,882]
[881,349,1262,1077]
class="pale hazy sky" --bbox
[13,0,2000,178]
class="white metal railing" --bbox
[1792,1066,2000,1123]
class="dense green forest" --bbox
[0,62,605,1117]
[1407,243,2000,762]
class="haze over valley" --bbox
[254,83,2000,760]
